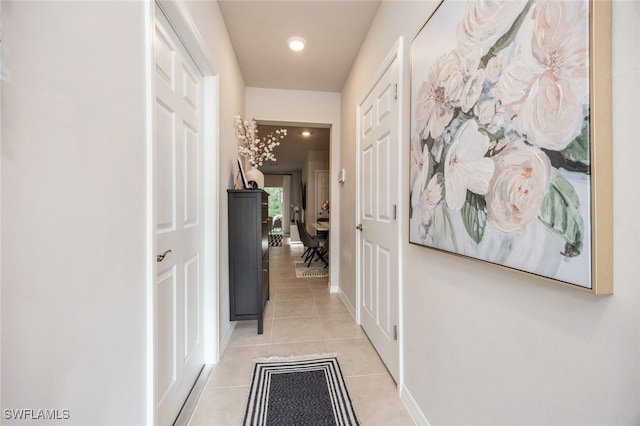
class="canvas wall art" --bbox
[409,0,612,292]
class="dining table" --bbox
[312,221,330,233]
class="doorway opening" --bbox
[265,186,284,231]
[265,186,284,246]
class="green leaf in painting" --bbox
[538,171,584,258]
[461,191,487,244]
[441,204,459,252]
[561,114,590,167]
[480,0,535,66]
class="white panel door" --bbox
[358,56,400,381]
[155,13,205,425]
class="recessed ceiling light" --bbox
[288,36,306,52]
[301,131,311,137]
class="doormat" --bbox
[294,260,328,278]
[242,354,360,426]
[268,233,283,247]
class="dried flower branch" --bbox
[234,114,287,167]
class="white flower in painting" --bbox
[516,75,584,151]
[454,50,486,114]
[444,120,495,210]
[475,99,497,126]
[530,1,589,99]
[493,1,589,151]
[457,0,528,57]
[411,136,431,211]
[418,220,430,241]
[415,49,487,138]
[490,53,537,116]
[415,51,465,140]
[460,67,486,114]
[488,103,514,137]
[485,55,506,84]
[515,1,589,151]
[425,174,443,209]
[417,175,444,241]
[410,132,426,190]
[486,143,551,233]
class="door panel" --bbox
[362,104,373,137]
[183,125,199,227]
[362,240,374,314]
[154,28,175,86]
[155,12,205,425]
[362,146,373,220]
[156,268,177,403]
[377,247,392,339]
[377,133,392,221]
[358,56,400,381]
[182,66,199,110]
[156,101,176,232]
[184,254,200,359]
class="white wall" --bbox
[1,1,245,424]
[1,2,149,424]
[341,1,640,424]
[246,88,341,289]
[303,151,329,228]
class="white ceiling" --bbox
[257,123,330,173]
[218,0,382,92]
[219,1,381,171]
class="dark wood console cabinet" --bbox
[227,190,270,334]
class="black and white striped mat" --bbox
[242,355,360,426]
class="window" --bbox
[265,187,283,232]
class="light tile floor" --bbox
[189,240,415,425]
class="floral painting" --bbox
[409,0,595,288]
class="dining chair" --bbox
[296,221,328,267]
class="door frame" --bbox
[355,37,405,387]
[146,1,220,423]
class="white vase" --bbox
[245,165,264,189]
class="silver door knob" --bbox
[356,224,363,231]
[157,250,172,262]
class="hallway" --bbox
[189,239,414,425]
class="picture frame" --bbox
[237,157,249,190]
[408,0,612,294]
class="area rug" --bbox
[294,259,328,278]
[242,355,360,426]
[268,233,283,247]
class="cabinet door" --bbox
[229,192,260,317]
[260,192,270,310]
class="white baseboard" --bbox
[219,321,236,355]
[400,384,431,426]
[335,288,357,319]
